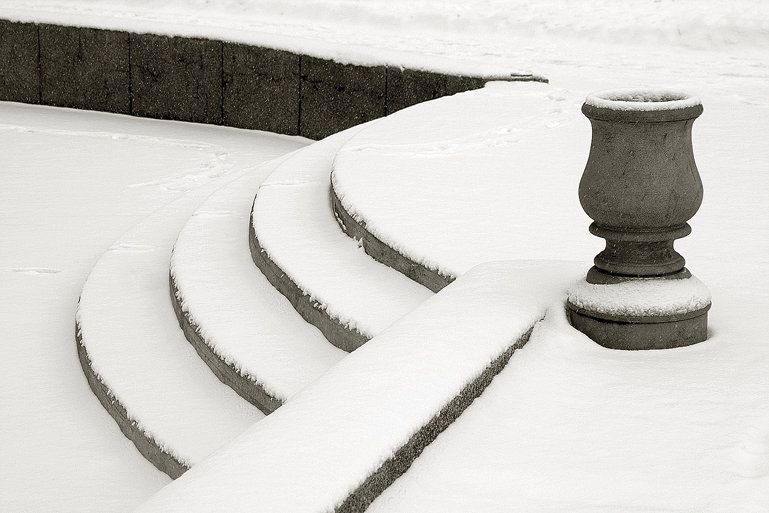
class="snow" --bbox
[170,155,346,404]
[1,0,768,511]
[133,261,582,513]
[369,292,769,512]
[76,174,264,468]
[2,1,768,78]
[252,127,432,339]
[330,77,769,298]
[567,276,712,318]
[0,101,305,511]
[584,88,702,111]
[325,31,768,504]
[331,81,597,281]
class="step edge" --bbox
[248,210,369,353]
[330,180,455,294]
[75,319,189,479]
[168,271,285,415]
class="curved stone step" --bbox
[330,81,596,292]
[76,177,264,478]
[250,127,433,352]
[170,156,346,415]
[134,261,576,513]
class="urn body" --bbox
[579,91,704,279]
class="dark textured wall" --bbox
[0,20,39,104]
[387,68,485,115]
[130,33,222,124]
[223,44,300,135]
[39,24,130,113]
[300,57,387,140]
[0,19,545,138]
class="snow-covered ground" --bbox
[1,1,768,511]
[330,78,769,294]
[2,0,768,79]
[369,293,769,512]
[0,103,305,512]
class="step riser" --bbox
[248,213,368,352]
[76,322,188,479]
[330,184,454,293]
[338,327,532,512]
[169,273,284,415]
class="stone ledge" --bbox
[300,56,387,140]
[130,32,223,124]
[386,68,485,115]
[0,19,546,138]
[223,43,300,134]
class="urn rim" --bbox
[583,88,703,122]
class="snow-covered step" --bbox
[250,127,433,352]
[170,157,346,415]
[134,261,578,513]
[331,81,596,292]
[369,293,769,512]
[76,175,265,479]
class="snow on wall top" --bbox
[2,0,768,75]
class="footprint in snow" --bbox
[109,242,155,252]
[10,267,62,275]
[732,421,769,478]
[193,210,236,218]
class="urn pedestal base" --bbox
[566,303,710,350]
[565,272,711,350]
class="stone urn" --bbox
[567,89,711,350]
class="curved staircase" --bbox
[248,127,433,351]
[76,173,266,478]
[74,76,769,512]
[330,81,596,291]
[76,80,583,507]
[169,154,346,415]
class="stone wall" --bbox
[0,20,545,139]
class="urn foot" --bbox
[567,303,710,350]
[566,275,711,350]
